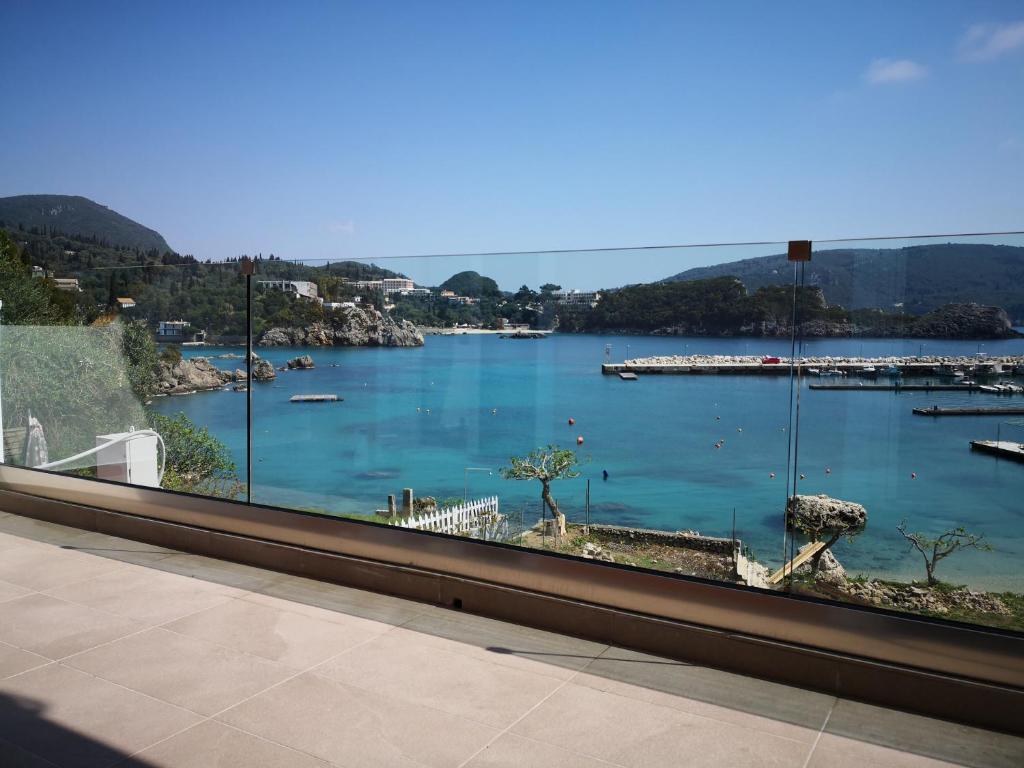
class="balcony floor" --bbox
[0,511,1020,768]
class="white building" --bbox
[553,289,601,308]
[257,280,320,302]
[354,278,416,295]
[382,278,415,294]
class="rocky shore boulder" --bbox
[286,355,315,370]
[156,357,232,395]
[909,303,1019,339]
[257,306,424,347]
[252,357,276,381]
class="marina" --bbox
[970,440,1024,463]
[914,406,1024,416]
[601,354,1024,378]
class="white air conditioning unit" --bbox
[95,431,160,487]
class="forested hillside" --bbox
[0,195,172,252]
[662,244,1024,322]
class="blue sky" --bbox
[1,0,1022,290]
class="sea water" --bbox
[157,333,1024,591]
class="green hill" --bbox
[662,244,1024,322]
[439,270,501,298]
[0,194,171,252]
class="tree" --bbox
[501,445,581,537]
[896,520,992,586]
[786,494,867,576]
[148,412,240,498]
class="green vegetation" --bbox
[148,412,240,498]
[0,230,77,324]
[663,243,1024,320]
[897,520,992,586]
[501,446,582,538]
[439,270,502,298]
[0,194,172,252]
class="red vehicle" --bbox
[761,356,781,364]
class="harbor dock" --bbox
[970,440,1024,463]
[810,383,979,392]
[914,406,1024,416]
[601,354,1024,378]
[290,394,341,403]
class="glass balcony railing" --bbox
[1,229,1022,634]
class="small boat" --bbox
[807,368,821,376]
[882,365,902,377]
[861,366,878,376]
[819,369,846,377]
[978,385,999,393]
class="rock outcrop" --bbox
[252,357,276,381]
[909,303,1018,339]
[156,357,232,395]
[258,306,424,347]
[286,355,315,370]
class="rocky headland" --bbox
[258,306,423,347]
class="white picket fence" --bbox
[391,496,508,541]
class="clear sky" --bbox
[1,1,1022,290]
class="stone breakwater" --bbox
[622,354,1024,367]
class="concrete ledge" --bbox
[0,487,1021,735]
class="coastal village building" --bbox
[31,265,45,278]
[257,279,320,302]
[352,278,417,295]
[52,277,81,292]
[554,289,601,308]
[116,297,136,309]
[439,289,477,305]
[156,319,205,343]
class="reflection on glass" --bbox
[2,225,1022,634]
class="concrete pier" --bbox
[970,440,1024,462]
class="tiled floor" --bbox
[0,512,1021,768]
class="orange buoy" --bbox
[568,417,575,426]
[576,436,584,445]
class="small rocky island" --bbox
[258,305,423,347]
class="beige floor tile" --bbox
[315,627,564,728]
[513,683,809,768]
[0,545,127,591]
[150,553,287,592]
[164,597,384,669]
[133,720,331,767]
[249,574,429,626]
[574,646,831,743]
[401,608,608,680]
[45,565,237,626]
[807,734,961,768]
[0,736,62,767]
[0,594,144,660]
[0,663,200,768]
[0,643,49,679]
[219,671,499,768]
[0,579,33,604]
[465,733,624,767]
[238,589,397,634]
[66,627,293,716]
[818,699,1024,768]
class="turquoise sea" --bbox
[159,333,1024,591]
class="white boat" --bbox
[861,366,878,376]
[978,385,999,393]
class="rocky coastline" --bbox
[258,306,423,347]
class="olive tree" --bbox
[896,520,991,586]
[501,445,581,537]
[786,494,867,576]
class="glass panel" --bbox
[0,232,246,500]
[786,233,1024,632]
[246,244,807,588]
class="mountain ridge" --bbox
[660,244,1024,321]
[0,194,172,252]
